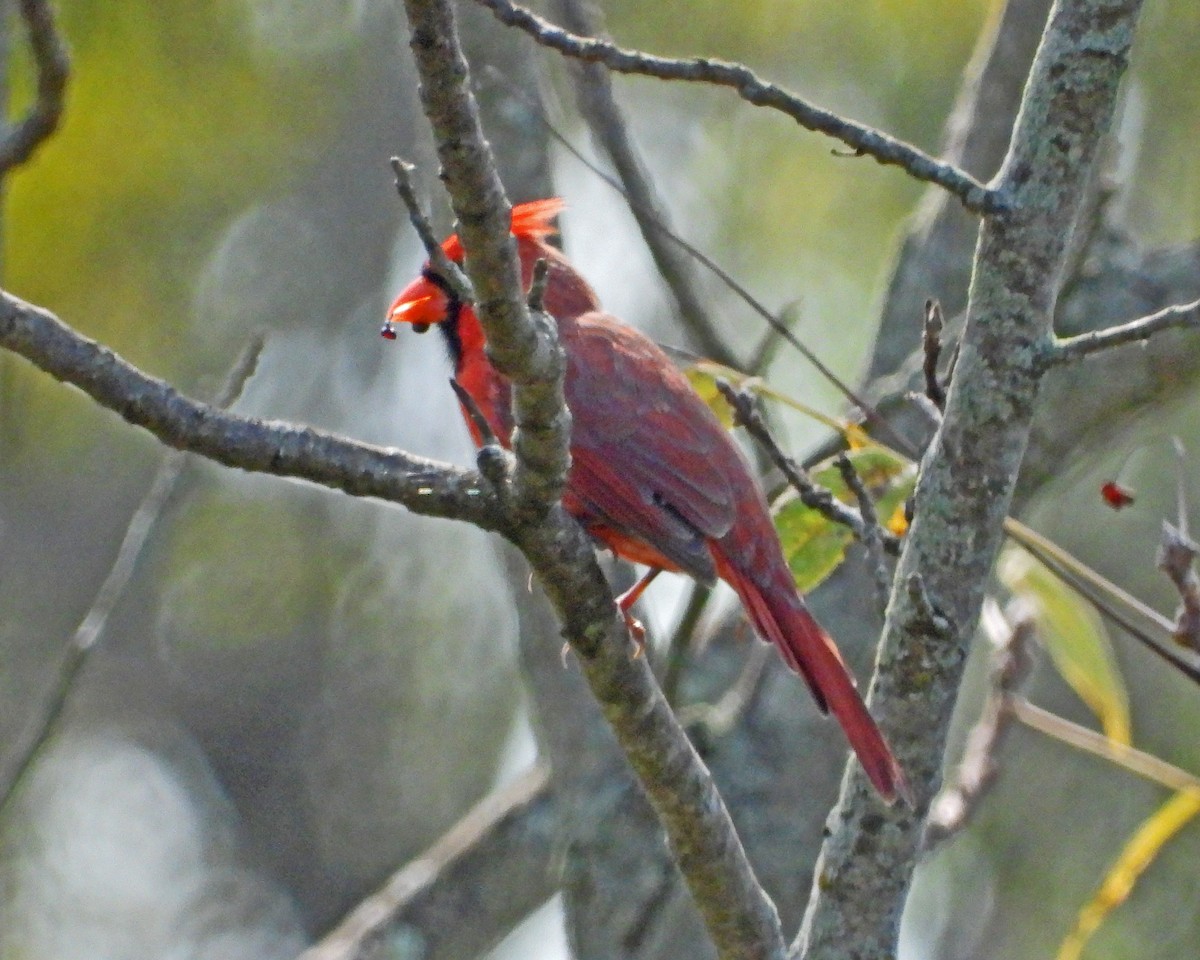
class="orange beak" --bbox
[382,275,450,339]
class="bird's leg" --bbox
[616,567,662,656]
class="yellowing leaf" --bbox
[999,548,1132,745]
[683,363,743,428]
[844,423,871,450]
[1057,788,1200,960]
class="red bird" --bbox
[384,199,904,802]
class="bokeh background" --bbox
[1,0,1199,958]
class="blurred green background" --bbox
[1,0,1198,958]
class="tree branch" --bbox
[1046,297,1200,366]
[413,2,791,956]
[300,766,557,960]
[0,0,70,174]
[0,291,503,528]
[474,0,1003,215]
[796,2,1150,957]
[403,0,571,518]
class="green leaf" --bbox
[999,547,1132,745]
[774,449,915,593]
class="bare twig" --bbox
[906,390,944,430]
[715,378,901,555]
[660,580,713,705]
[677,642,773,738]
[526,257,550,313]
[835,453,892,614]
[1004,517,1200,684]
[1047,297,1200,366]
[1157,522,1200,653]
[922,609,1034,851]
[551,0,736,367]
[0,334,265,813]
[1010,698,1200,793]
[746,303,802,375]
[448,378,499,448]
[475,0,1002,215]
[1159,440,1200,650]
[0,0,70,174]
[448,377,513,491]
[300,766,556,960]
[922,300,947,410]
[390,157,474,304]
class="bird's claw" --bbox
[622,609,646,658]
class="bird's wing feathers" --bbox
[561,313,743,579]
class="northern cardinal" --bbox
[384,199,905,802]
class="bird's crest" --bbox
[441,198,564,260]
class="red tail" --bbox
[715,556,907,804]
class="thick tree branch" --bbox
[475,0,1002,215]
[796,2,1149,958]
[411,2,789,957]
[300,766,557,960]
[1046,297,1200,366]
[404,0,571,518]
[0,0,69,174]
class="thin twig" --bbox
[1157,444,1200,651]
[449,378,511,490]
[1047,297,1200,366]
[0,334,266,813]
[1157,521,1200,651]
[715,378,901,555]
[906,390,944,430]
[551,0,736,367]
[390,157,474,304]
[299,765,555,960]
[1004,517,1200,684]
[526,257,550,313]
[746,302,802,375]
[1010,698,1200,793]
[660,581,712,705]
[922,610,1034,851]
[475,0,1003,215]
[835,453,893,614]
[677,642,773,738]
[0,0,70,174]
[922,299,947,410]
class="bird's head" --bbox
[382,198,566,340]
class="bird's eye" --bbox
[413,323,430,334]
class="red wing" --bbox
[561,313,745,580]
